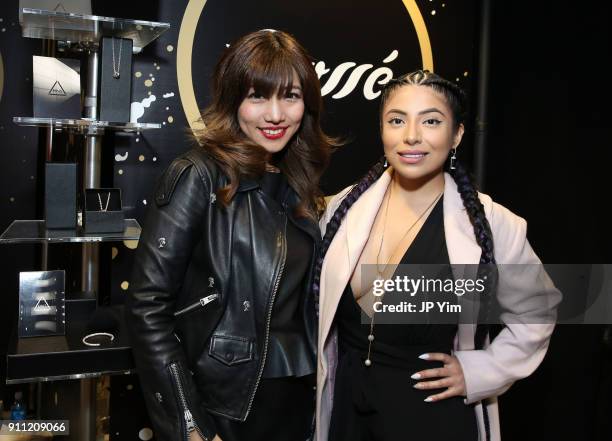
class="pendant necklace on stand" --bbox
[364,180,443,367]
[111,37,122,79]
[97,192,111,212]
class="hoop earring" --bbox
[384,157,388,168]
[450,148,457,170]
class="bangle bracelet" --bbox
[82,332,115,347]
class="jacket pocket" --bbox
[208,334,254,366]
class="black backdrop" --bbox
[0,0,610,440]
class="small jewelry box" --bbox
[83,188,124,233]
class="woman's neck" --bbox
[390,169,445,209]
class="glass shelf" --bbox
[13,117,161,133]
[6,302,134,385]
[0,219,141,244]
[21,8,170,52]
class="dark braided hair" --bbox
[313,70,497,441]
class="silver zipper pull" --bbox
[200,294,218,306]
[184,409,195,432]
[208,277,214,288]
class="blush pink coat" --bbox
[315,169,561,441]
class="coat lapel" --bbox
[319,168,393,354]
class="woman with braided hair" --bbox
[313,70,560,441]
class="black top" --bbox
[335,196,458,367]
[259,171,316,378]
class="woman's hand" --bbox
[411,353,466,402]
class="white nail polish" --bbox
[411,373,421,380]
[418,353,430,360]
[424,397,433,402]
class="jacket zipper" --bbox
[243,216,287,419]
[169,362,209,441]
[174,293,219,317]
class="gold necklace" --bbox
[365,181,443,367]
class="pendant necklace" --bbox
[111,37,122,79]
[364,180,443,367]
[97,192,111,212]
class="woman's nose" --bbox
[403,121,422,145]
[264,98,285,124]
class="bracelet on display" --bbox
[82,332,115,347]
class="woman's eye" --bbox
[247,92,264,100]
[286,92,302,100]
[388,117,404,126]
[424,118,442,126]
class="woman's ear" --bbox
[452,123,465,149]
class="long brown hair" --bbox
[194,29,336,219]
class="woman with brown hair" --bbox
[127,29,334,441]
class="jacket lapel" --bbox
[319,169,392,351]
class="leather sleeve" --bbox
[126,156,217,441]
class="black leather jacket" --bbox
[126,148,320,441]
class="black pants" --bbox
[329,350,477,441]
[212,374,315,441]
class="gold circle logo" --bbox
[176,0,433,134]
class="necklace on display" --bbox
[111,37,122,79]
[364,180,443,367]
[97,192,111,212]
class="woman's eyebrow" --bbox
[384,108,446,117]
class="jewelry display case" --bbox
[1,8,170,440]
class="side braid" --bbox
[312,157,387,315]
[449,159,498,441]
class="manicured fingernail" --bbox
[418,353,430,360]
[413,383,422,389]
[411,373,421,379]
[424,397,433,402]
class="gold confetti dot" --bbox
[9,197,15,202]
[156,66,160,70]
[121,281,129,290]
[139,155,145,161]
[456,78,460,82]
[112,247,118,259]
[118,169,124,175]
[431,10,436,15]
[463,71,469,77]
[144,79,153,87]
[167,116,174,123]
[135,72,142,78]
[148,91,152,96]
[166,45,174,52]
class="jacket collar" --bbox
[238,173,322,245]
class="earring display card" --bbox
[99,37,133,122]
[83,188,124,233]
[19,270,66,338]
[33,55,81,119]
[45,162,77,230]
